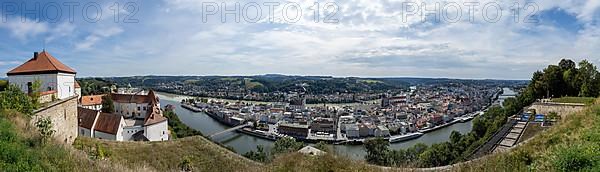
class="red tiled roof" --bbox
[75,81,81,88]
[40,90,57,96]
[144,103,167,126]
[7,51,76,75]
[94,113,122,135]
[144,90,167,126]
[78,107,99,129]
[81,95,104,106]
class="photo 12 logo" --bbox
[400,1,539,24]
[200,1,339,24]
[1,1,139,23]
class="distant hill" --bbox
[104,75,412,94]
[101,75,524,95]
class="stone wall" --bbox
[527,102,586,116]
[32,96,78,144]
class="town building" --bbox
[77,90,169,141]
[7,51,77,102]
[6,51,79,144]
[78,107,126,141]
[345,124,360,138]
[80,95,104,110]
[310,117,336,134]
[278,122,309,138]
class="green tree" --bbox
[101,95,115,113]
[0,80,7,91]
[364,137,390,165]
[243,145,268,162]
[472,116,488,138]
[30,80,42,108]
[418,142,455,167]
[35,117,55,145]
[449,131,463,145]
[502,97,521,116]
[272,137,303,155]
[542,65,567,98]
[577,60,600,97]
[314,141,329,152]
[0,84,36,115]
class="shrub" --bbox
[35,117,55,145]
[0,84,37,115]
[552,144,597,171]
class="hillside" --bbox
[73,135,392,172]
[456,99,600,171]
[0,110,133,171]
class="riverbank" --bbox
[156,89,512,159]
[166,88,500,146]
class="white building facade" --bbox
[7,51,77,100]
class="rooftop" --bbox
[7,51,76,75]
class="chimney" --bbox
[33,52,38,60]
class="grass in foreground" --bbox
[0,110,127,171]
[74,136,263,172]
[456,99,600,171]
[550,97,596,105]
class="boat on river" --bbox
[389,132,424,143]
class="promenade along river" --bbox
[157,88,515,160]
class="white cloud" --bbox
[76,27,123,50]
[0,17,48,41]
[50,0,600,79]
[0,60,21,66]
[45,22,76,43]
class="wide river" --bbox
[157,88,515,160]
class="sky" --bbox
[0,0,599,80]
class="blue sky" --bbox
[0,0,599,79]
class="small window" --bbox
[137,107,141,111]
[27,82,33,94]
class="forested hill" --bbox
[106,75,410,94]
[93,75,523,94]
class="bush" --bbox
[552,144,598,171]
[0,80,7,91]
[272,137,304,155]
[0,84,37,115]
[163,110,202,138]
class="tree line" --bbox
[243,137,328,162]
[364,58,600,167]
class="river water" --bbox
[157,88,515,160]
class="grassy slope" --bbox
[74,136,263,172]
[0,110,129,172]
[74,135,400,171]
[455,99,600,171]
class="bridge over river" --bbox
[208,123,252,139]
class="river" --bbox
[157,88,515,160]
